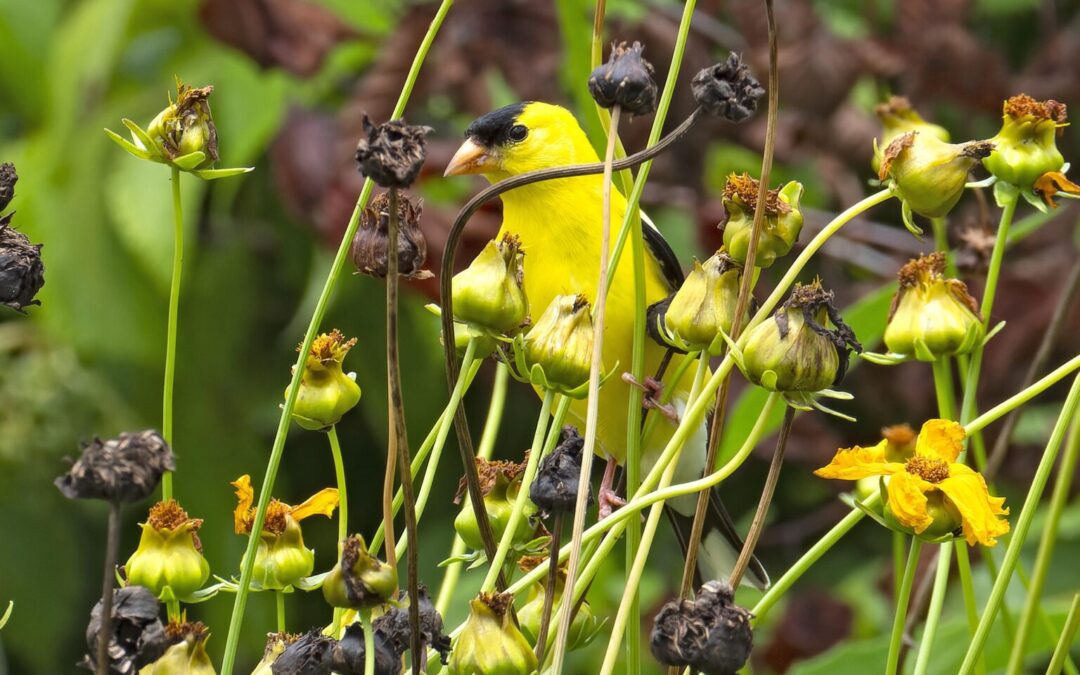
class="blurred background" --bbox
[1,0,1079,672]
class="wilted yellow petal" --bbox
[291,487,340,522]
[939,464,1010,546]
[887,471,934,534]
[1034,171,1080,208]
[814,441,898,480]
[232,474,255,534]
[916,419,965,463]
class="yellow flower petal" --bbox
[1034,171,1080,208]
[916,419,965,463]
[939,464,1010,546]
[814,441,899,480]
[887,471,934,534]
[232,474,255,535]
[290,487,340,522]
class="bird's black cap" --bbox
[465,102,529,147]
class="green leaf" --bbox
[191,166,255,181]
[121,118,158,156]
[172,151,206,171]
[104,127,153,161]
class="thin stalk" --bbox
[1007,413,1080,674]
[684,0,779,600]
[887,539,923,675]
[954,544,985,675]
[480,390,556,591]
[328,426,348,630]
[931,216,957,277]
[162,167,185,502]
[218,3,454,670]
[958,374,1080,675]
[729,402,793,588]
[361,609,376,675]
[385,187,422,672]
[535,513,563,664]
[1047,595,1080,675]
[96,502,121,675]
[912,544,953,675]
[965,353,1080,435]
[434,363,509,617]
[551,102,621,673]
[893,531,905,599]
[275,590,286,633]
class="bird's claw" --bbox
[622,373,680,422]
[598,486,626,520]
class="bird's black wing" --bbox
[642,218,685,292]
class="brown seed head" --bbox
[479,591,513,619]
[722,173,790,215]
[1003,94,1067,123]
[905,455,950,483]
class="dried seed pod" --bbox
[984,94,1068,190]
[454,456,536,551]
[0,215,46,313]
[355,115,432,189]
[0,162,16,211]
[146,82,219,167]
[691,53,765,123]
[650,580,753,675]
[720,174,804,269]
[587,41,658,116]
[529,425,592,518]
[331,623,403,675]
[373,586,451,665]
[271,629,335,675]
[349,191,430,279]
[55,430,175,504]
[252,633,298,675]
[79,586,168,674]
[322,535,398,610]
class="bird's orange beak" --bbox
[444,138,497,177]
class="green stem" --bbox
[1047,595,1080,675]
[361,608,376,675]
[275,590,286,634]
[954,544,987,675]
[930,216,957,277]
[958,374,1080,675]
[218,3,453,671]
[327,425,348,631]
[435,363,509,617]
[887,538,923,675]
[912,544,952,675]
[1007,412,1080,674]
[161,166,184,502]
[932,358,956,420]
[965,353,1080,435]
[893,531,905,600]
[480,390,556,591]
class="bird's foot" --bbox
[623,373,680,422]
[598,486,626,520]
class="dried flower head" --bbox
[0,162,16,211]
[79,586,168,674]
[0,214,46,313]
[55,430,175,504]
[125,500,210,602]
[984,94,1070,192]
[449,592,537,675]
[691,53,765,123]
[530,425,593,517]
[332,623,403,675]
[720,174,804,268]
[355,115,432,188]
[287,329,361,431]
[587,41,659,116]
[322,535,398,610]
[651,580,754,675]
[140,621,214,674]
[349,191,430,279]
[151,82,219,165]
[374,586,451,665]
[454,455,537,552]
[271,629,335,675]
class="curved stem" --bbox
[96,502,121,675]
[162,166,185,502]
[217,3,453,671]
[887,538,922,675]
[958,374,1080,675]
[551,103,622,672]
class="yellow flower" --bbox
[814,419,1010,546]
[231,475,338,590]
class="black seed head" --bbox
[0,215,45,313]
[529,425,593,517]
[79,586,168,674]
[349,191,430,279]
[272,629,336,675]
[332,623,403,675]
[0,163,17,211]
[587,41,659,116]
[691,53,765,123]
[355,115,432,188]
[55,430,175,504]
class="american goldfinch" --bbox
[446,102,767,588]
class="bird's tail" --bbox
[666,488,770,591]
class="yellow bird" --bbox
[445,102,767,588]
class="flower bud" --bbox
[741,281,861,393]
[691,53,765,123]
[0,214,45,313]
[872,97,950,174]
[882,424,917,463]
[139,621,216,675]
[232,475,338,590]
[983,94,1067,190]
[522,294,595,395]
[56,430,175,504]
[125,500,210,602]
[663,251,747,353]
[454,457,536,552]
[884,253,983,361]
[452,234,529,334]
[80,586,168,673]
[879,131,993,218]
[516,558,598,652]
[530,425,592,518]
[650,580,753,675]
[349,191,430,279]
[285,330,361,431]
[587,41,658,116]
[146,83,219,169]
[449,592,538,675]
[0,162,17,211]
[355,115,432,189]
[322,535,398,610]
[721,174,804,268]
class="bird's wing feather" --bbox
[641,211,685,292]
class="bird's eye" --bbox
[508,124,528,142]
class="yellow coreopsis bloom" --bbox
[232,475,338,590]
[815,419,1010,546]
